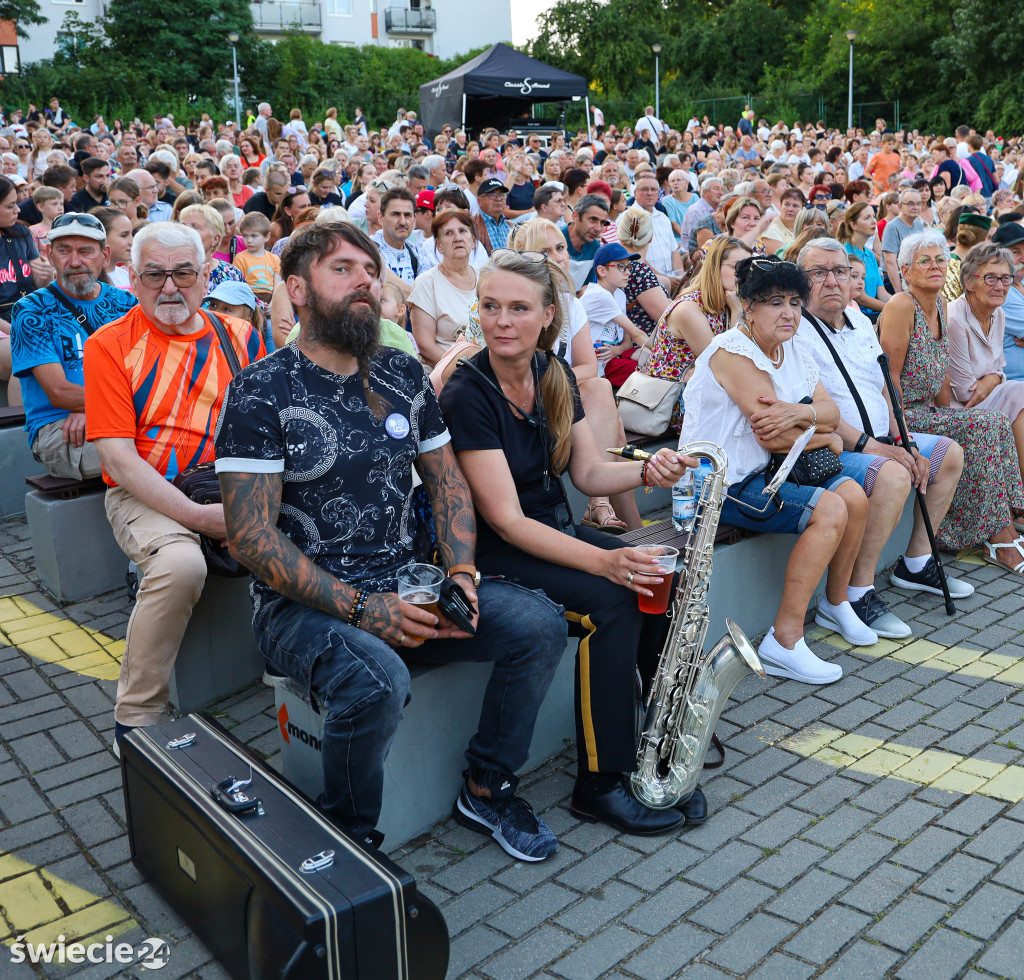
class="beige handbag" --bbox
[613,325,681,437]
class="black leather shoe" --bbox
[679,785,708,826]
[570,774,685,835]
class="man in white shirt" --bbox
[634,107,667,147]
[795,238,972,641]
[632,171,681,287]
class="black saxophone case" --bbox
[121,713,448,980]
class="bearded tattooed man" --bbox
[215,221,567,862]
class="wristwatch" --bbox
[448,564,481,587]
[854,432,870,454]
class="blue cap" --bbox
[593,242,640,267]
[204,280,257,311]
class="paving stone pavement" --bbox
[0,512,1023,979]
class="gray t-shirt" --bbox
[880,216,924,256]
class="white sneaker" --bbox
[757,629,843,685]
[815,597,878,646]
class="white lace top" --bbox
[678,326,820,485]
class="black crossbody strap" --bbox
[803,310,874,438]
[204,309,242,376]
[46,282,94,333]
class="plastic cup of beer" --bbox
[634,545,679,615]
[396,563,445,617]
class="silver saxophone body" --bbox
[631,442,766,810]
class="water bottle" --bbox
[694,458,714,510]
[672,470,696,532]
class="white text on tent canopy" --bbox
[431,82,450,98]
[503,78,552,96]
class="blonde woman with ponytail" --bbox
[510,218,642,531]
[439,250,705,837]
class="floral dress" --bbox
[900,294,1024,551]
[645,288,731,432]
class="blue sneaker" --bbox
[453,784,558,862]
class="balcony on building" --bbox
[250,0,322,33]
[384,5,437,33]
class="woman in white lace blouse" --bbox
[679,255,869,685]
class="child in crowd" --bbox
[203,280,276,354]
[378,280,417,356]
[233,212,281,302]
[580,242,648,377]
[28,186,64,252]
[90,206,134,291]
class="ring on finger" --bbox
[627,571,634,585]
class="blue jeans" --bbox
[253,580,567,836]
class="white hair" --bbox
[300,154,319,168]
[131,222,204,270]
[896,229,949,291]
[421,154,445,173]
[314,206,350,225]
[148,148,180,173]
[796,237,847,268]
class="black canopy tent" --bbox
[418,43,588,139]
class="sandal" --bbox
[981,536,1024,575]
[582,499,628,535]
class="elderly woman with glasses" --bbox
[946,242,1024,484]
[880,230,1024,572]
[680,255,862,683]
[439,249,703,836]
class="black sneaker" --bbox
[849,589,911,639]
[890,556,974,598]
[453,784,558,862]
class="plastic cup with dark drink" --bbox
[635,545,679,615]
[396,563,445,617]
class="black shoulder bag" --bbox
[804,309,894,445]
[171,311,247,577]
[46,282,95,333]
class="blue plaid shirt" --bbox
[481,212,511,250]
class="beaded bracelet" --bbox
[640,459,654,494]
[347,589,369,628]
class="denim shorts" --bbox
[839,432,951,496]
[721,469,852,535]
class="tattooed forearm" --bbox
[416,443,477,570]
[219,471,357,619]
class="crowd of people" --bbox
[0,94,1022,863]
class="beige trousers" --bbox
[105,486,207,726]
[32,419,103,480]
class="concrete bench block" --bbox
[25,489,127,601]
[0,426,36,519]
[168,576,265,715]
[274,643,578,847]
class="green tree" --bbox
[0,0,46,39]
[104,0,254,100]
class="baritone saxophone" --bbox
[624,442,766,810]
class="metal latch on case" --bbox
[300,850,335,874]
[166,733,196,750]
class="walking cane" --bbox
[877,353,955,615]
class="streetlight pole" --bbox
[651,43,662,122]
[846,31,857,133]
[228,32,241,132]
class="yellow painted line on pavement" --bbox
[0,852,136,946]
[804,627,1024,688]
[0,595,123,680]
[778,725,1024,804]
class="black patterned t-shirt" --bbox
[214,344,450,606]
